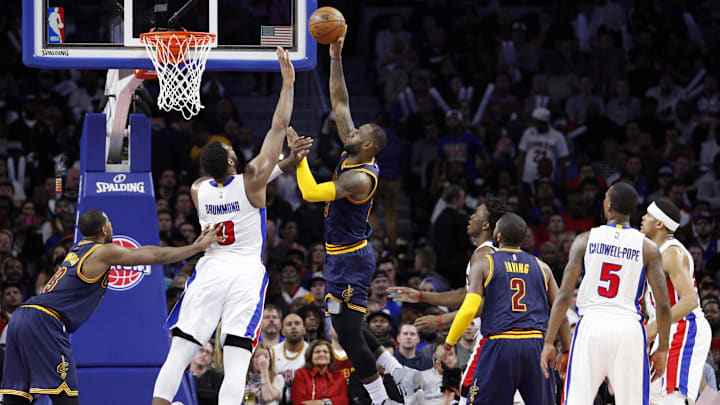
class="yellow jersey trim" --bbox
[498,248,523,252]
[489,330,543,340]
[76,244,106,283]
[536,258,549,291]
[341,157,376,169]
[21,305,62,321]
[0,389,33,400]
[346,168,378,205]
[30,382,78,396]
[484,255,494,287]
[324,293,367,313]
[78,240,94,245]
[325,240,368,255]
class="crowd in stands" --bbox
[2,0,720,404]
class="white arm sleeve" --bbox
[266,164,284,184]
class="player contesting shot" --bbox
[292,27,423,405]
[0,210,219,405]
[152,47,313,405]
[541,182,672,405]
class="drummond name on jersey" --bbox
[205,202,241,215]
[587,242,641,262]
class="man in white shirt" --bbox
[420,344,458,405]
[517,107,569,185]
[645,73,687,122]
[272,313,308,402]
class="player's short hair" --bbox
[78,209,106,237]
[201,141,229,179]
[367,123,387,153]
[608,182,638,216]
[653,198,681,229]
[497,213,527,246]
[485,196,507,231]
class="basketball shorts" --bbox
[564,315,649,405]
[166,255,268,346]
[324,243,375,313]
[649,314,712,405]
[467,335,554,405]
[0,306,79,400]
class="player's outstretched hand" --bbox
[556,351,569,380]
[193,225,221,250]
[277,46,295,84]
[649,347,668,383]
[285,127,313,165]
[414,315,440,331]
[387,286,421,303]
[329,25,347,58]
[539,342,556,379]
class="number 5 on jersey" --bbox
[215,221,235,245]
[597,262,622,298]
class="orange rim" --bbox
[140,31,216,64]
[134,69,157,80]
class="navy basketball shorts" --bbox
[0,306,79,400]
[324,243,375,313]
[467,336,555,405]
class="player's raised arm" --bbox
[82,226,220,279]
[329,26,356,144]
[645,238,671,382]
[541,232,587,377]
[245,47,295,201]
[538,259,572,378]
[296,158,373,203]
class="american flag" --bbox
[260,26,292,47]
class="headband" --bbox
[647,202,679,232]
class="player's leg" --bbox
[0,311,32,403]
[361,328,423,398]
[216,262,269,405]
[49,393,79,405]
[466,339,515,405]
[331,307,392,405]
[679,316,712,404]
[153,258,227,404]
[563,317,608,405]
[606,319,648,405]
[459,337,487,405]
[517,339,555,405]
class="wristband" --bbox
[418,291,423,302]
[438,314,443,327]
[443,342,453,351]
[330,57,341,61]
[561,350,569,354]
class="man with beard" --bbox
[293,28,420,405]
[0,209,219,405]
[259,304,283,347]
[272,313,308,401]
[366,310,393,342]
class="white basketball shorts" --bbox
[166,255,268,345]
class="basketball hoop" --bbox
[140,31,216,120]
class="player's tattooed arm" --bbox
[333,169,373,201]
[329,26,355,144]
[645,238,670,382]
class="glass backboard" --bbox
[24,0,317,71]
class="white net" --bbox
[140,32,216,120]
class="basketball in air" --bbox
[309,7,346,45]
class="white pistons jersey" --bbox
[197,175,265,260]
[644,238,703,323]
[577,224,646,320]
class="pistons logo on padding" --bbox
[107,235,151,291]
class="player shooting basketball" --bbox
[292,28,422,405]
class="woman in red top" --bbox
[291,340,348,405]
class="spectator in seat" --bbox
[280,261,313,307]
[273,313,308,402]
[395,323,432,371]
[455,322,478,371]
[565,76,605,126]
[191,342,224,405]
[432,186,472,289]
[645,72,686,122]
[291,340,349,405]
[437,110,485,181]
[308,272,325,308]
[366,310,394,343]
[420,344,459,405]
[692,212,720,265]
[606,78,641,128]
[298,304,326,342]
[698,154,720,210]
[244,342,284,405]
[260,304,284,347]
[369,270,402,323]
[517,107,569,185]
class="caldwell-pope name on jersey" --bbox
[95,182,146,193]
[587,242,641,261]
[205,202,241,215]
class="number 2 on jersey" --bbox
[510,278,527,311]
[215,221,235,245]
[597,262,622,298]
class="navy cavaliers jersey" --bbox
[480,248,550,337]
[323,152,379,247]
[25,240,109,333]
